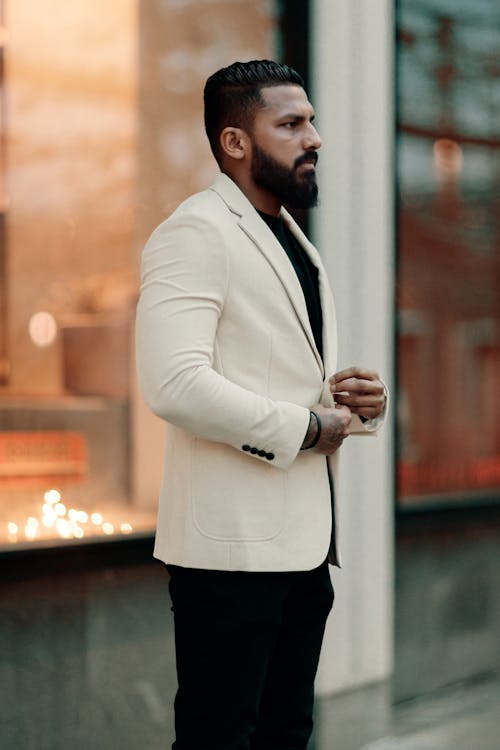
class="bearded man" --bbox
[136,59,387,750]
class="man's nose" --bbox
[303,123,322,151]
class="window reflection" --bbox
[397,0,500,507]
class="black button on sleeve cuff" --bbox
[241,445,274,461]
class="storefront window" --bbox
[396,0,500,508]
[0,0,280,548]
[0,0,149,547]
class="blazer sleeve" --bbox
[135,212,310,471]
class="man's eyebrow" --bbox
[279,111,316,121]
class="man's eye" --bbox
[283,122,297,129]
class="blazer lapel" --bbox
[281,209,338,376]
[210,174,324,374]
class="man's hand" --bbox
[330,367,385,420]
[302,403,352,455]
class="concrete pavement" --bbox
[314,670,500,750]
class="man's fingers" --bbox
[348,405,383,417]
[333,377,384,396]
[330,366,378,385]
[334,393,385,407]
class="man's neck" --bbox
[222,169,281,217]
[257,208,282,224]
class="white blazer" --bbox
[136,173,383,572]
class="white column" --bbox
[312,0,395,694]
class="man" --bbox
[136,60,386,750]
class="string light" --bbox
[44,489,61,505]
[4,489,135,544]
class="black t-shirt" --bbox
[258,210,323,361]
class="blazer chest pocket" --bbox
[191,440,286,542]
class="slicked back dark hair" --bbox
[204,59,304,164]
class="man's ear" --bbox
[219,127,249,161]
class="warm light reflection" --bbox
[56,518,71,538]
[25,517,39,539]
[28,311,58,347]
[4,488,135,544]
[0,26,10,47]
[433,138,463,179]
[44,489,61,505]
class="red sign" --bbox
[399,456,500,501]
[0,431,87,484]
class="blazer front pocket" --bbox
[191,439,286,542]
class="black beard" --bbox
[250,142,319,210]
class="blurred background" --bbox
[0,1,499,748]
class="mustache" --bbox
[294,151,318,168]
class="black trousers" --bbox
[166,560,334,750]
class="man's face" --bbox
[249,85,321,210]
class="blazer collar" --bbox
[210,173,325,374]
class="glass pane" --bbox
[396,0,500,508]
[0,0,281,548]
[0,0,152,546]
